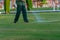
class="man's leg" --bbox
[14,5,21,23]
[22,5,28,22]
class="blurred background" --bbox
[0,0,60,9]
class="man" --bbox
[14,0,28,23]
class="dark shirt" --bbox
[16,0,24,2]
[16,0,25,5]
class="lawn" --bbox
[0,12,60,40]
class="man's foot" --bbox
[24,21,29,23]
[14,21,16,23]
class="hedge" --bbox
[26,0,32,10]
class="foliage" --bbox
[4,0,10,14]
[26,0,33,10]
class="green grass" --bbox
[0,12,60,40]
[39,12,60,21]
